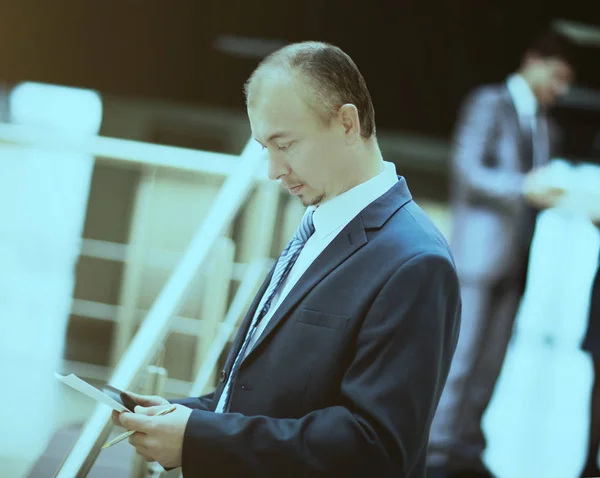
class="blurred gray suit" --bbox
[428,80,561,472]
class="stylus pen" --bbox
[102,405,177,449]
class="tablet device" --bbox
[102,384,139,412]
[54,373,137,413]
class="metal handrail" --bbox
[0,122,268,179]
[53,138,265,477]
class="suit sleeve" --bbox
[452,87,525,211]
[178,253,461,477]
[170,393,214,411]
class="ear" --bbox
[337,104,361,143]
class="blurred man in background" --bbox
[427,31,576,478]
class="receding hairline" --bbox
[245,42,337,103]
[245,65,337,125]
[244,41,377,138]
[245,65,295,105]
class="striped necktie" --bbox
[218,208,316,411]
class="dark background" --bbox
[1,0,599,156]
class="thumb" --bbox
[134,404,168,416]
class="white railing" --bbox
[0,122,268,179]
[47,136,265,477]
[0,123,270,476]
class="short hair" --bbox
[527,31,577,68]
[244,41,376,139]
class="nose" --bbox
[267,152,290,181]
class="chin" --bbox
[307,194,325,207]
[298,192,324,207]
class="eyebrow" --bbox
[255,131,293,146]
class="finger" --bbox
[120,411,152,433]
[129,433,156,462]
[134,405,168,416]
[126,392,160,407]
[548,188,565,196]
[131,442,154,462]
[111,410,122,426]
[128,431,148,448]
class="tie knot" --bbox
[293,209,315,244]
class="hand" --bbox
[523,186,566,209]
[523,167,566,209]
[119,403,193,468]
[111,392,170,427]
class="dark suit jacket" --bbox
[172,178,461,477]
[449,84,562,283]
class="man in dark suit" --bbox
[427,32,576,478]
[116,41,461,477]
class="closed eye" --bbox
[278,141,294,151]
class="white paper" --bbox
[54,372,128,412]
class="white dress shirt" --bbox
[214,160,399,413]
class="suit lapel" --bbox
[501,86,522,140]
[502,84,553,169]
[223,262,275,371]
[243,215,368,361]
[501,86,533,171]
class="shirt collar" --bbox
[309,161,398,241]
[507,74,538,118]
